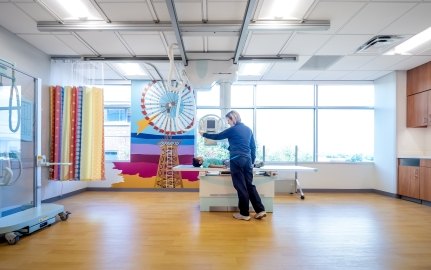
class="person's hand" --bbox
[199,130,204,136]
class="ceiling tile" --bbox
[288,70,322,80]
[339,70,391,80]
[174,2,202,21]
[55,34,97,55]
[338,2,416,35]
[98,2,154,21]
[243,32,291,55]
[317,35,373,55]
[328,55,377,71]
[359,55,411,71]
[15,2,56,21]
[121,33,167,55]
[313,70,351,80]
[390,56,431,71]
[183,36,204,51]
[207,36,237,51]
[307,1,366,34]
[17,34,78,55]
[382,3,431,35]
[76,32,131,55]
[152,1,170,21]
[281,33,331,55]
[207,1,246,21]
[0,3,38,34]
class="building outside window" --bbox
[103,85,131,161]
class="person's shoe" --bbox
[254,211,267,219]
[233,213,251,221]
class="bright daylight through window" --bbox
[196,83,374,163]
[103,85,131,161]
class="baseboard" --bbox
[42,188,87,203]
[86,187,199,192]
[276,189,398,198]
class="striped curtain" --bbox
[49,86,105,181]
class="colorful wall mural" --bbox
[112,80,199,188]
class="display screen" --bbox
[206,119,216,129]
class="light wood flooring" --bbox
[1,192,431,270]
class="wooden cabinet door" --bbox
[407,92,428,127]
[407,62,431,96]
[398,166,420,198]
[407,67,420,96]
[420,160,431,201]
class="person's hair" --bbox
[225,110,241,125]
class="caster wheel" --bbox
[301,195,305,200]
[5,232,20,245]
[59,211,71,221]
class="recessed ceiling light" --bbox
[387,27,431,55]
[40,0,104,21]
[238,63,269,76]
[115,63,147,76]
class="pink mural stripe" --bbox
[131,144,194,155]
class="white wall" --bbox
[274,163,375,192]
[0,26,87,200]
[373,72,398,193]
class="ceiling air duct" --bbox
[356,35,404,54]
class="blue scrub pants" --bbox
[230,156,265,216]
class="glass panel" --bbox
[318,109,374,162]
[0,65,35,217]
[256,85,314,106]
[231,85,254,107]
[318,84,374,106]
[195,108,229,164]
[102,85,131,161]
[196,84,220,106]
[255,109,314,162]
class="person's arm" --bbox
[250,134,256,164]
[201,127,232,140]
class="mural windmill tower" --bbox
[139,46,196,187]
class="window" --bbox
[256,85,314,106]
[196,83,374,163]
[256,109,314,162]
[317,84,374,162]
[102,85,131,161]
[104,108,130,123]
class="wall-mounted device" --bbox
[198,114,225,146]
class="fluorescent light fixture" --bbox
[40,0,104,21]
[387,27,431,55]
[261,0,315,20]
[238,63,269,76]
[115,63,147,76]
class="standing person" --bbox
[199,110,267,221]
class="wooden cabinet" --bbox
[407,62,431,96]
[407,91,429,127]
[406,61,431,128]
[398,164,420,198]
[420,160,431,201]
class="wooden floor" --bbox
[1,192,431,270]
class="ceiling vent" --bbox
[356,35,403,54]
[300,55,342,70]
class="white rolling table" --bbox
[173,165,317,212]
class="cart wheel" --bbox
[301,195,305,200]
[5,232,19,245]
[59,211,71,221]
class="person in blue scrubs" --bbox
[200,110,267,221]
